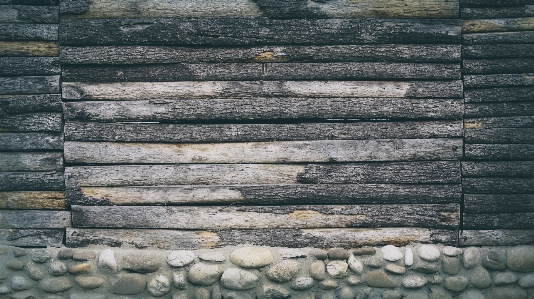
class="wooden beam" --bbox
[462,161,534,177]
[464,194,534,213]
[464,73,534,88]
[465,144,534,160]
[464,128,534,143]
[0,113,63,132]
[464,116,534,128]
[0,23,58,41]
[465,87,534,103]
[0,132,63,150]
[0,152,63,171]
[0,172,64,191]
[463,58,534,74]
[0,229,63,247]
[463,31,534,45]
[0,76,59,95]
[0,41,59,57]
[463,17,534,33]
[0,94,62,114]
[462,6,534,19]
[463,178,534,193]
[0,5,58,23]
[463,213,534,229]
[0,210,71,228]
[0,191,66,209]
[463,44,534,59]
[460,0,534,8]
[0,57,60,75]
[460,229,534,246]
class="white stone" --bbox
[402,275,428,289]
[463,247,481,269]
[443,246,462,257]
[167,250,196,267]
[289,277,314,291]
[221,268,258,290]
[172,271,187,290]
[199,252,225,263]
[147,274,171,297]
[418,245,441,262]
[405,248,414,266]
[48,260,67,276]
[229,247,273,268]
[347,255,363,274]
[0,285,9,295]
[11,276,33,291]
[326,260,348,279]
[98,249,117,272]
[381,245,403,262]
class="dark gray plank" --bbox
[0,152,63,171]
[466,103,534,117]
[463,213,534,229]
[0,57,59,75]
[0,41,59,57]
[463,178,534,193]
[0,210,70,228]
[0,132,63,150]
[463,44,534,58]
[463,58,534,74]
[0,24,58,41]
[465,116,534,128]
[0,0,58,5]
[0,76,59,95]
[462,161,534,177]
[0,113,62,132]
[464,194,534,213]
[463,31,534,45]
[64,121,463,142]
[59,18,461,46]
[465,87,534,103]
[462,17,534,34]
[460,0,534,7]
[462,5,534,19]
[0,191,65,209]
[0,229,63,247]
[460,229,534,246]
[0,94,61,115]
[60,45,461,64]
[0,5,58,23]
[465,144,534,160]
[464,73,534,88]
[71,204,460,229]
[0,172,64,191]
[465,128,534,143]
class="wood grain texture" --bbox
[464,116,534,128]
[462,161,534,177]
[463,58,534,74]
[0,229,63,247]
[460,0,534,7]
[60,45,461,64]
[464,73,534,88]
[0,94,61,115]
[0,5,58,23]
[464,194,534,213]
[460,229,534,246]
[463,178,534,193]
[0,57,59,75]
[0,23,58,41]
[0,76,59,95]
[0,210,70,228]
[0,152,63,171]
[463,213,534,229]
[463,31,534,45]
[465,87,534,103]
[0,191,65,209]
[0,41,59,57]
[71,204,460,229]
[462,5,534,19]
[0,0,59,5]
[0,132,63,150]
[0,172,64,191]
[0,113,62,132]
[465,128,534,143]
[463,44,534,58]
[465,144,534,160]
[59,18,461,46]
[64,121,464,142]
[463,17,534,33]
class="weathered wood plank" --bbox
[0,132,63,150]
[460,229,534,246]
[71,204,460,229]
[462,161,534,177]
[0,229,63,247]
[463,31,534,45]
[463,44,534,58]
[464,73,534,88]
[0,191,65,209]
[0,0,58,5]
[62,81,464,100]
[59,18,461,46]
[463,178,534,193]
[462,6,534,19]
[0,210,70,228]
[64,121,464,142]
[465,128,534,143]
[63,99,463,122]
[0,57,59,75]
[464,194,534,213]
[66,184,461,206]
[0,5,58,23]
[0,94,61,115]
[62,62,461,82]
[465,144,534,160]
[0,113,62,132]
[0,41,58,57]
[0,172,64,191]
[460,0,534,7]
[0,24,58,41]
[60,45,461,64]
[465,116,534,128]
[465,87,534,103]
[463,58,534,74]
[0,76,59,95]
[463,213,534,229]
[66,165,304,187]
[463,17,534,33]
[66,227,458,249]
[0,152,63,171]
[64,139,463,164]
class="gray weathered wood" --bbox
[71,204,460,229]
[0,76,59,95]
[0,210,70,228]
[460,229,534,246]
[463,31,534,45]
[0,229,63,247]
[465,128,534,143]
[0,152,63,171]
[462,5,534,19]
[0,24,58,41]
[0,191,65,209]
[59,18,461,46]
[462,161,534,177]
[463,178,534,193]
[463,17,534,33]
[66,227,458,249]
[0,172,64,191]
[0,41,59,57]
[60,45,461,64]
[464,73,534,88]
[464,116,534,128]
[465,87,534,103]
[0,57,59,75]
[465,144,534,160]
[63,99,463,122]
[460,0,534,7]
[464,194,534,213]
[66,184,461,206]
[0,132,63,150]
[0,5,58,23]
[0,0,58,5]
[0,94,61,115]
[64,139,463,164]
[463,44,534,58]
[463,58,534,74]
[64,121,464,142]
[0,113,62,132]
[463,213,534,229]
[62,81,464,100]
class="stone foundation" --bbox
[1,244,534,299]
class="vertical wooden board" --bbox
[0,210,71,228]
[0,41,59,57]
[0,76,59,95]
[0,5,58,23]
[0,191,66,209]
[0,229,63,247]
[0,132,63,150]
[0,24,58,41]
[0,152,63,171]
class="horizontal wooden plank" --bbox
[64,139,463,164]
[464,73,534,88]
[464,194,534,213]
[71,204,460,229]
[0,152,63,171]
[465,144,534,160]
[66,165,304,187]
[460,0,534,7]
[63,99,463,122]
[60,45,462,64]
[66,227,458,249]
[463,31,534,45]
[59,18,461,46]
[62,62,461,82]
[463,58,534,74]
[0,171,64,191]
[463,17,534,33]
[0,41,59,57]
[0,23,58,41]
[0,210,70,228]
[463,44,534,59]
[0,0,58,5]
[463,213,534,229]
[0,113,62,132]
[0,94,61,115]
[0,5,58,23]
[0,57,59,75]
[465,116,534,128]
[0,191,65,209]
[64,121,464,143]
[460,229,534,246]
[462,5,534,19]
[463,178,534,193]
[62,81,464,100]
[0,229,63,247]
[0,132,63,150]
[465,87,534,103]
[0,76,59,95]
[465,128,534,143]
[462,161,534,177]
[66,184,461,206]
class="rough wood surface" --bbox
[464,194,534,213]
[460,229,534,246]
[464,73,534,88]
[463,31,534,45]
[464,128,534,143]
[465,87,534,103]
[0,94,61,115]
[0,191,65,209]
[465,102,534,117]
[463,44,534,58]
[463,58,534,74]
[463,178,534,193]
[63,99,463,122]
[462,161,534,177]
[0,0,59,5]
[59,18,461,46]
[463,17,534,33]
[0,152,63,171]
[71,204,460,229]
[0,5,58,23]
[0,41,59,57]
[460,0,534,7]
[0,57,59,75]
[464,116,534,128]
[66,184,461,206]
[465,144,534,160]
[0,24,58,40]
[0,132,63,150]
[463,213,534,229]
[462,5,534,19]
[0,172,64,191]
[0,210,70,228]
[0,76,59,95]
[64,121,463,142]
[0,229,63,247]
[0,113,62,132]
[64,139,463,164]
[60,45,461,64]
[66,227,458,249]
